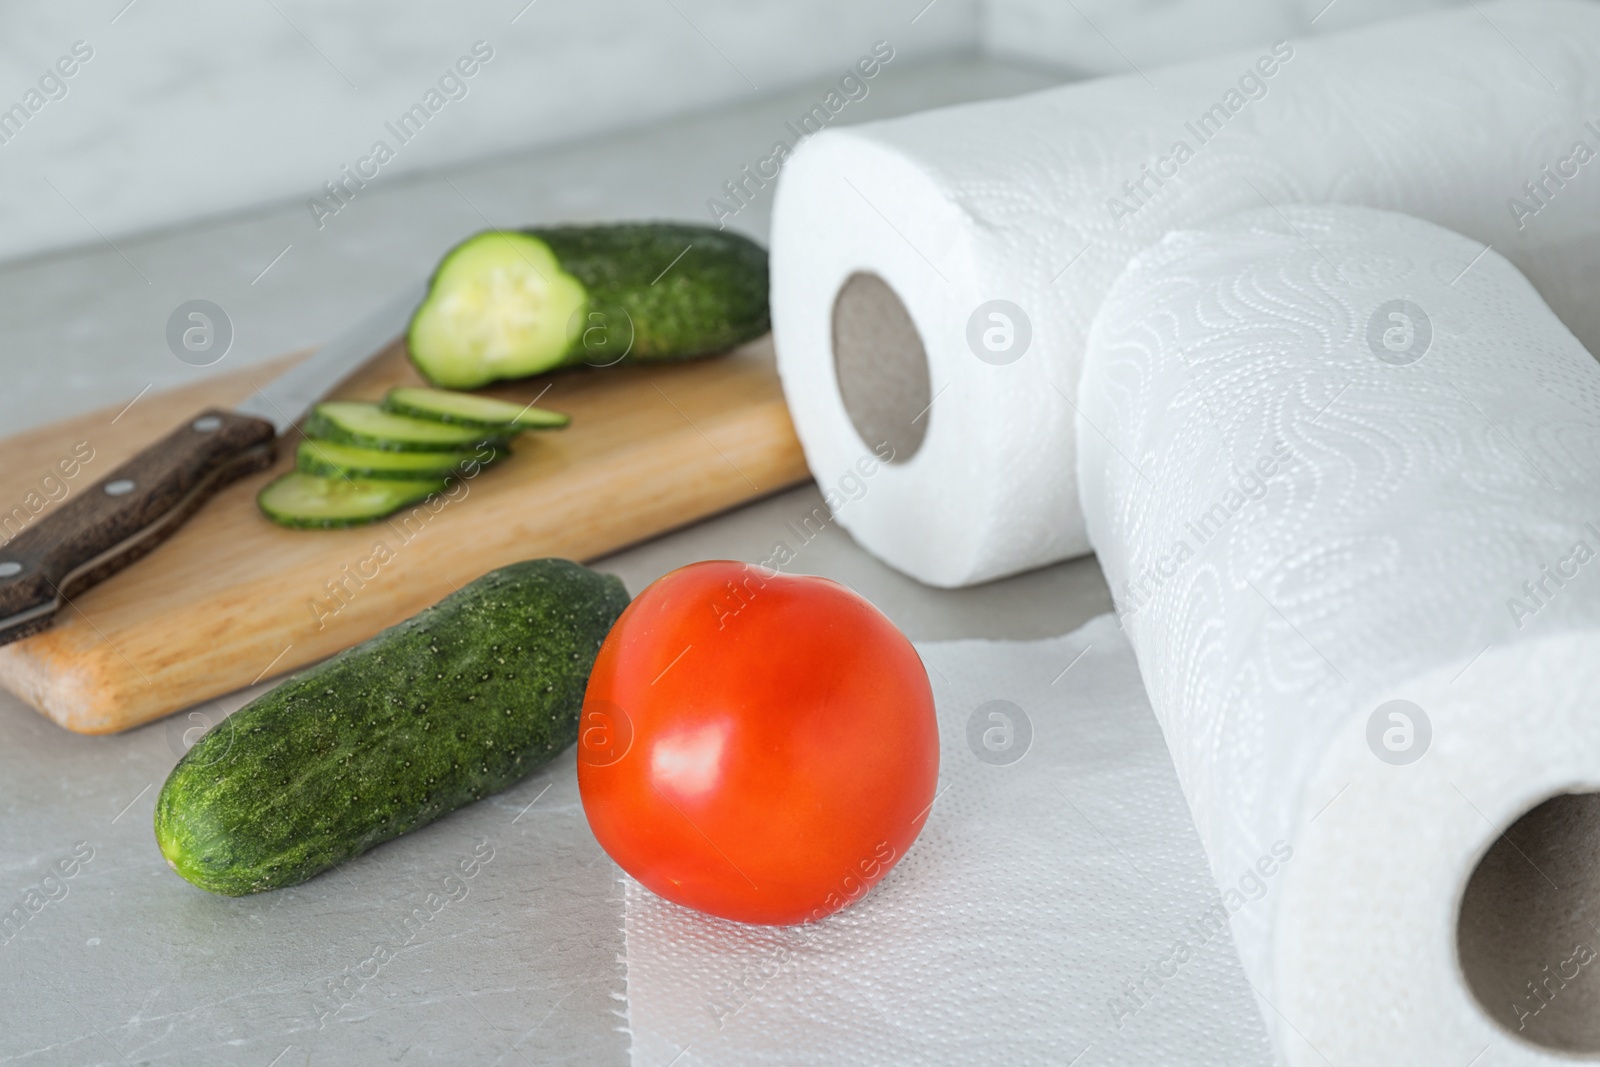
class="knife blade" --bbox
[0,281,428,648]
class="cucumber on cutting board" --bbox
[381,386,569,430]
[295,438,503,481]
[258,388,554,528]
[303,401,506,452]
[406,223,770,388]
[155,559,630,895]
[258,471,446,529]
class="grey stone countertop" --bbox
[0,58,1113,1066]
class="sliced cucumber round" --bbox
[302,401,505,452]
[381,386,569,430]
[295,438,503,481]
[258,471,445,528]
[407,232,588,389]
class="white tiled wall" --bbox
[0,0,977,265]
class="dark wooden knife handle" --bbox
[0,408,276,646]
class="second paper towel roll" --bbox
[1079,204,1600,1062]
[771,0,1600,587]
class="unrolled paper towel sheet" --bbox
[622,620,1276,1066]
[771,0,1600,587]
[1078,205,1600,1063]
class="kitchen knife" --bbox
[0,281,428,648]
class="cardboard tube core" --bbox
[830,272,930,464]
[1457,791,1600,1053]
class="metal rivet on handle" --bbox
[0,561,21,578]
[192,415,222,432]
[104,479,136,496]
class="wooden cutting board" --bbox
[0,336,808,734]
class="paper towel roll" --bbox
[1078,204,1600,1062]
[771,0,1600,587]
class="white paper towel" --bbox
[1078,204,1600,1062]
[621,620,1276,1066]
[771,0,1600,587]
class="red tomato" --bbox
[577,560,938,925]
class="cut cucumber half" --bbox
[381,386,569,430]
[258,472,446,528]
[406,223,770,389]
[302,401,505,452]
[295,438,503,481]
[407,232,587,389]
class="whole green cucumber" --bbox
[154,559,629,895]
[406,222,770,389]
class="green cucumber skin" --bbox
[256,472,447,529]
[535,223,769,367]
[380,389,570,431]
[407,223,770,385]
[154,560,630,896]
[302,411,506,454]
[295,442,504,481]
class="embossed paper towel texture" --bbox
[621,620,1276,1066]
[772,0,1600,586]
[1080,205,1600,1063]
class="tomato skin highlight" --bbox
[577,560,939,925]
